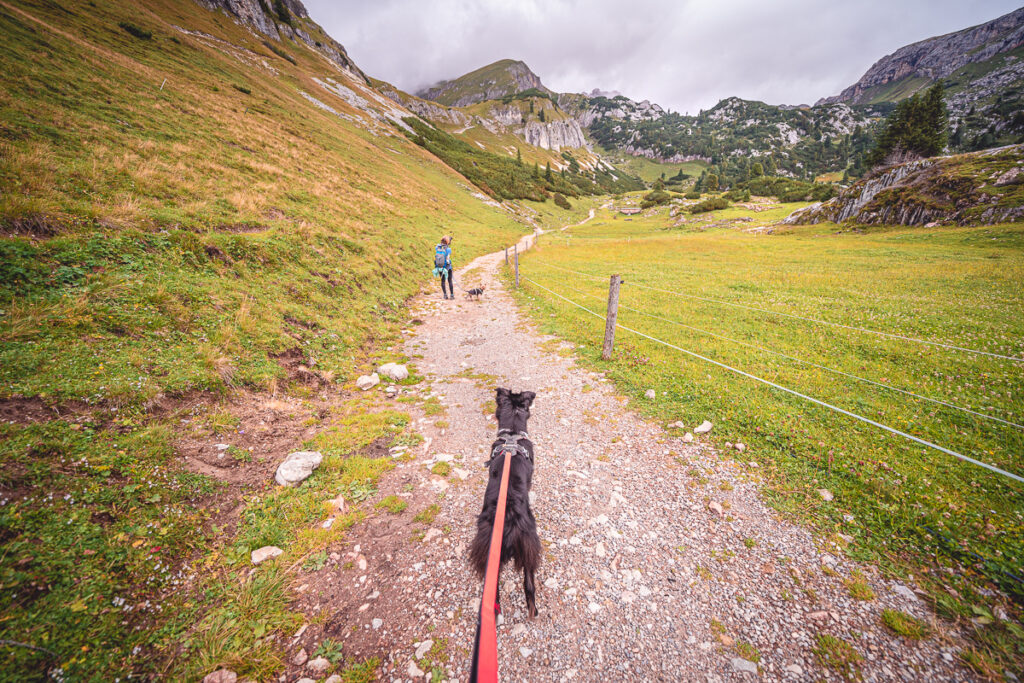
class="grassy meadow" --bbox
[514,201,1024,672]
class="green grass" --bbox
[881,609,931,639]
[431,461,451,477]
[844,571,875,601]
[413,504,440,525]
[375,495,408,514]
[512,205,1024,668]
[813,633,863,681]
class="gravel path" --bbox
[371,238,977,682]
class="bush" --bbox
[640,189,672,209]
[262,40,297,65]
[553,192,572,210]
[684,191,701,200]
[724,188,750,202]
[119,22,152,40]
[689,197,729,214]
[232,84,252,95]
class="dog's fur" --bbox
[468,388,541,618]
[463,285,486,300]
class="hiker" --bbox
[434,235,454,300]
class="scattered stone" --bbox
[306,657,330,675]
[295,679,315,683]
[275,451,324,487]
[371,618,383,629]
[668,421,685,430]
[544,577,558,589]
[378,362,409,381]
[731,657,758,674]
[214,443,230,451]
[407,661,425,677]
[708,501,724,516]
[893,584,919,602]
[520,646,533,658]
[293,624,308,640]
[644,389,656,399]
[415,639,433,660]
[817,488,833,501]
[356,373,380,390]
[694,421,713,434]
[203,670,237,683]
[734,442,746,453]
[423,528,443,543]
[511,623,527,637]
[595,542,607,558]
[251,546,283,565]
[453,467,470,480]
[588,601,602,614]
[719,635,734,647]
[325,676,342,683]
[682,432,694,442]
[291,648,308,666]
[357,555,368,571]
[807,610,829,620]
[785,664,804,675]
[327,494,346,512]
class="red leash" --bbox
[470,448,513,683]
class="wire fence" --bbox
[521,274,1023,485]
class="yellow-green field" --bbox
[514,205,1024,668]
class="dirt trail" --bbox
[288,238,977,682]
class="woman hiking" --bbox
[433,235,454,300]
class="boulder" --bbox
[356,373,380,390]
[251,546,283,565]
[306,657,330,675]
[694,420,713,434]
[378,363,409,381]
[275,451,323,487]
[682,432,694,442]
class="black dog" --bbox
[464,285,486,300]
[468,388,540,619]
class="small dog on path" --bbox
[469,388,540,619]
[463,285,486,300]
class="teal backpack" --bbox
[434,244,449,270]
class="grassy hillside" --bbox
[512,206,1024,674]
[416,58,548,106]
[0,0,527,678]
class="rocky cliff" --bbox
[819,7,1024,105]
[416,59,551,107]
[194,0,367,80]
[785,145,1024,226]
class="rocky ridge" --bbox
[819,6,1024,105]
[785,144,1024,226]
[417,59,551,107]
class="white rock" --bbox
[620,590,636,604]
[453,467,470,480]
[415,639,433,660]
[731,657,758,674]
[595,542,607,558]
[423,528,443,543]
[275,451,324,487]
[644,389,656,399]
[708,501,724,516]
[893,584,919,602]
[817,488,834,501]
[306,657,330,675]
[734,442,746,452]
[520,646,533,657]
[694,421,713,434]
[588,601,602,614]
[214,443,230,451]
[785,663,804,675]
[407,661,425,677]
[202,670,237,683]
[668,421,686,430]
[295,679,315,683]
[682,432,694,442]
[511,624,526,637]
[371,618,383,629]
[356,373,380,390]
[569,536,582,546]
[378,362,409,381]
[251,546,283,565]
[291,648,308,666]
[325,676,342,683]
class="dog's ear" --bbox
[495,387,511,406]
[516,391,536,408]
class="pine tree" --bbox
[532,162,539,178]
[544,162,552,182]
[866,83,947,167]
[516,147,522,165]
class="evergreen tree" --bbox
[866,83,947,167]
[516,147,522,165]
[705,174,719,192]
[533,162,539,178]
[751,162,764,177]
[538,108,546,123]
[544,162,552,182]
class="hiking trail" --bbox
[282,235,978,682]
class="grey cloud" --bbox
[307,0,1022,113]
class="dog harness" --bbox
[489,429,532,463]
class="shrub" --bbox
[640,189,672,209]
[232,84,252,95]
[724,188,750,202]
[262,40,297,65]
[881,609,930,639]
[119,22,152,40]
[553,192,572,209]
[689,197,729,214]
[684,191,701,200]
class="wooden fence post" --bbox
[514,245,520,289]
[602,274,621,360]
[505,247,508,265]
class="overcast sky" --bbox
[305,0,1021,113]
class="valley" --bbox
[0,0,1022,681]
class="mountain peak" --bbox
[416,58,550,106]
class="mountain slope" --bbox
[819,7,1024,105]
[0,0,529,678]
[416,58,550,106]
